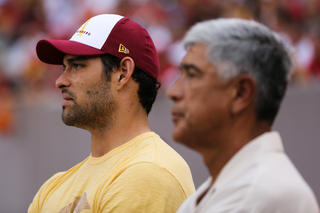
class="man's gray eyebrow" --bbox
[180,64,202,73]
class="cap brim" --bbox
[36,39,105,65]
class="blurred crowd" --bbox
[1,0,320,134]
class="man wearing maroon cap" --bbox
[28,14,195,213]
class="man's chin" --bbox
[172,128,186,144]
[62,118,75,127]
[62,119,85,129]
[172,127,198,148]
[61,111,75,126]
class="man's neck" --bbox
[200,120,271,185]
[89,110,151,157]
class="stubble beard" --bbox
[61,82,115,131]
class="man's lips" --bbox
[61,93,74,106]
[171,110,184,122]
[62,94,73,100]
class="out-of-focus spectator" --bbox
[42,0,84,39]
[275,4,314,83]
[0,74,15,134]
[307,17,320,80]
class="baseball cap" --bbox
[36,14,159,79]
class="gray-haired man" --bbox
[167,18,319,212]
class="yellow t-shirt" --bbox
[28,132,195,213]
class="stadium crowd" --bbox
[1,0,320,134]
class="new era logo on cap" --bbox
[36,14,160,79]
[119,44,129,54]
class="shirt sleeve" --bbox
[98,162,188,213]
[28,172,65,213]
[28,190,40,213]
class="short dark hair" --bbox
[100,53,160,115]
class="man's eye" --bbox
[186,71,196,78]
[73,63,82,69]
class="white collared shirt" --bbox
[177,131,319,213]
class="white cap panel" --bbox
[70,14,124,49]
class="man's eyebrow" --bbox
[179,64,202,73]
[63,55,96,67]
[65,56,88,65]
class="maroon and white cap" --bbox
[36,14,159,79]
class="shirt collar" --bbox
[213,131,284,187]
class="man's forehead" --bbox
[181,44,212,67]
[183,44,208,60]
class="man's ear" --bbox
[230,75,256,115]
[117,57,135,90]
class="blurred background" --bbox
[0,0,320,212]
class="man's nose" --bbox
[55,71,71,89]
[166,77,183,102]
